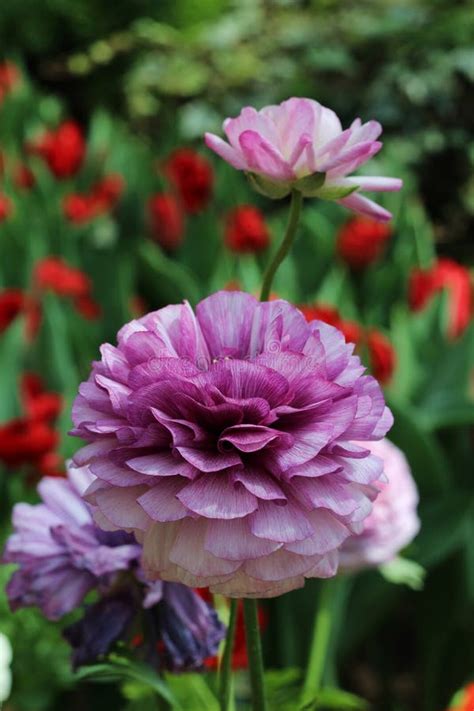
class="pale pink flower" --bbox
[205,98,402,221]
[339,438,420,570]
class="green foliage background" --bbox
[0,2,473,710]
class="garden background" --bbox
[0,1,473,710]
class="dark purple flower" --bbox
[72,291,393,597]
[64,592,136,669]
[148,582,225,672]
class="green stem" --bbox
[219,598,238,711]
[301,579,337,705]
[259,189,303,301]
[243,598,267,711]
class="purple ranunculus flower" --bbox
[339,438,420,571]
[2,463,140,620]
[71,291,393,598]
[205,98,401,221]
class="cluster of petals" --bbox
[72,290,393,597]
[339,438,420,570]
[205,98,402,221]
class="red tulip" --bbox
[224,205,270,253]
[165,148,213,214]
[148,193,184,250]
[409,258,472,339]
[337,216,391,269]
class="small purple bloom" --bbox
[205,98,401,221]
[3,461,225,671]
[143,581,225,672]
[64,592,136,669]
[71,291,393,598]
[339,438,420,571]
[2,463,140,620]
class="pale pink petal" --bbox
[169,519,242,576]
[204,132,247,169]
[204,518,282,561]
[337,192,393,222]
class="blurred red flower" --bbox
[21,373,62,423]
[204,599,267,670]
[34,257,91,298]
[165,148,213,214]
[0,192,13,221]
[409,258,472,339]
[74,294,102,320]
[64,173,125,224]
[299,303,362,345]
[224,205,270,253]
[300,303,395,384]
[366,329,397,385]
[0,373,63,477]
[13,163,35,190]
[93,173,125,207]
[30,120,85,179]
[337,216,392,269]
[36,450,65,478]
[447,682,474,710]
[0,418,58,467]
[63,194,98,224]
[0,289,25,333]
[0,61,21,103]
[148,193,184,250]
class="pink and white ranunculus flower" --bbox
[339,438,420,571]
[205,98,402,222]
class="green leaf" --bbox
[76,656,178,707]
[294,171,326,196]
[246,172,291,200]
[139,241,202,305]
[301,686,369,710]
[415,494,471,568]
[314,185,358,201]
[165,673,218,710]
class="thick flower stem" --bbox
[242,598,267,711]
[259,189,303,301]
[301,579,337,705]
[219,598,238,711]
